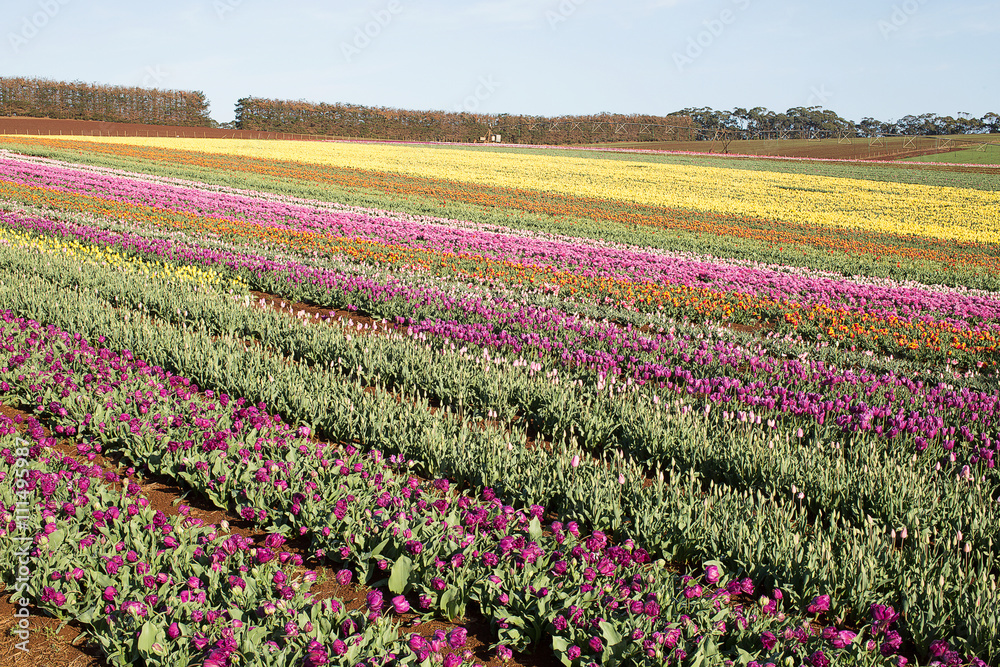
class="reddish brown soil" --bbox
[0,117,336,142]
[250,291,401,334]
[591,137,985,161]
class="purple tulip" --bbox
[809,651,830,667]
[448,628,467,649]
[408,634,427,652]
[928,640,950,658]
[264,533,286,549]
[203,653,226,667]
[304,640,329,667]
[683,585,702,599]
[391,595,410,614]
[41,587,66,607]
[807,595,831,614]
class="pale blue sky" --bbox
[2,0,997,124]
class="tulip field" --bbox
[0,136,999,667]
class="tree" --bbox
[982,112,1000,134]
[858,117,881,138]
[0,76,213,126]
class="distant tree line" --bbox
[493,112,696,144]
[4,77,996,142]
[234,97,695,143]
[674,106,1000,139]
[234,97,494,141]
[0,77,214,127]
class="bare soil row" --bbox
[0,117,338,142]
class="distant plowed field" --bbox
[590,135,997,160]
[0,116,331,141]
